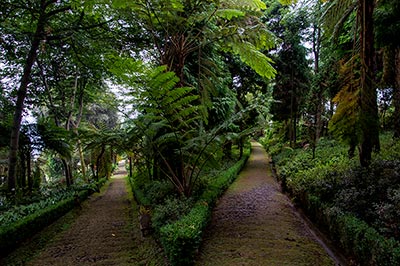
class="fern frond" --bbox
[228,41,276,79]
[168,96,199,113]
[216,9,246,19]
[221,0,267,11]
[329,56,362,144]
[322,0,357,40]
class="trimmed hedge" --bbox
[268,137,400,266]
[160,203,210,265]
[0,190,89,253]
[296,189,400,265]
[0,175,110,256]
[159,149,250,266]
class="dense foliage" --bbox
[1,0,400,265]
[130,144,250,265]
[263,135,400,264]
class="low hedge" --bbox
[268,137,400,266]
[296,190,400,265]
[159,149,250,266]
[0,188,91,254]
[335,214,400,265]
[160,203,210,266]
[0,175,111,258]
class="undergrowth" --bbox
[262,133,400,265]
[130,143,251,265]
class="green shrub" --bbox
[270,135,400,265]
[0,190,88,253]
[159,148,250,266]
[145,180,175,205]
[0,176,107,255]
[334,214,400,266]
[160,203,210,266]
[152,197,193,234]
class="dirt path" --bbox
[1,162,165,266]
[195,142,345,266]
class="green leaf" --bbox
[229,41,276,79]
[216,9,246,19]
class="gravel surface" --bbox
[195,142,342,266]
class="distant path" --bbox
[2,162,165,266]
[195,142,345,266]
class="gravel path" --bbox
[2,163,165,266]
[195,142,344,266]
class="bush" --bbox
[159,147,250,266]
[333,214,400,266]
[129,174,175,207]
[160,203,210,266]
[0,178,106,255]
[152,197,193,234]
[0,190,89,253]
[269,135,400,265]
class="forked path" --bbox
[196,142,345,266]
[3,163,165,266]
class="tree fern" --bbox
[227,41,276,79]
[328,56,361,151]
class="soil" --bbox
[195,142,346,266]
[0,162,166,266]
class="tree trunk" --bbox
[27,148,32,192]
[359,0,379,167]
[393,47,400,138]
[20,150,26,189]
[312,11,323,142]
[129,156,133,178]
[96,145,105,181]
[7,2,48,193]
[61,158,71,186]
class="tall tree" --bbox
[358,0,379,166]
[1,0,112,191]
[1,0,73,192]
[375,0,400,138]
[111,0,277,192]
[324,0,379,166]
[268,2,311,147]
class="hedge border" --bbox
[159,148,250,266]
[0,177,107,255]
[299,193,400,266]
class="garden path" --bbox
[1,162,165,266]
[195,141,347,266]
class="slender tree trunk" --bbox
[7,1,49,193]
[74,86,86,181]
[96,145,105,181]
[27,148,33,192]
[20,150,26,189]
[129,156,133,178]
[289,69,296,148]
[61,158,71,186]
[312,8,323,142]
[359,0,379,167]
[8,39,42,193]
[393,47,400,138]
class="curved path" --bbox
[1,163,165,266]
[195,142,344,266]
